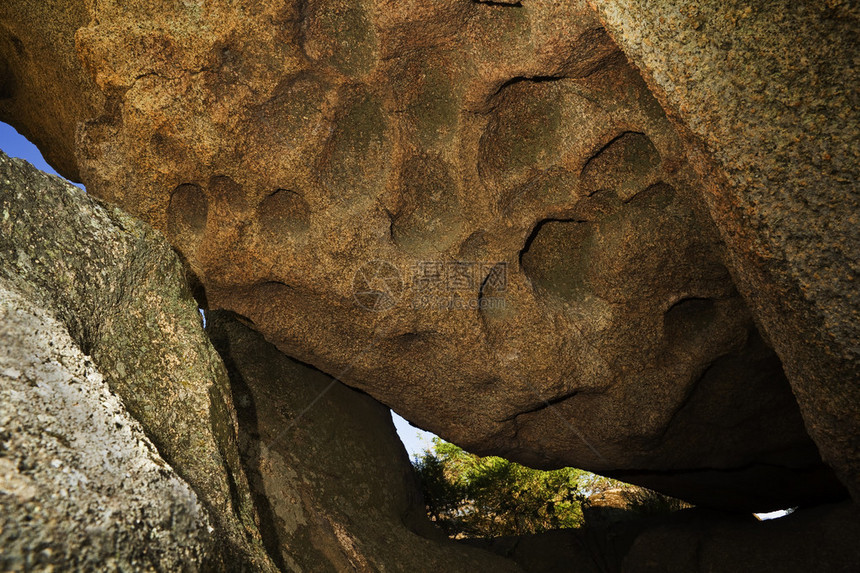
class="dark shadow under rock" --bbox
[468,502,860,573]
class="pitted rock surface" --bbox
[588,0,860,500]
[0,0,845,510]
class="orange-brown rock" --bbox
[0,1,101,181]
[0,0,847,511]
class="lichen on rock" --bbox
[0,151,277,571]
[0,278,210,571]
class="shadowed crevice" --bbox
[211,333,288,572]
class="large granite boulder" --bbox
[0,278,210,571]
[587,0,860,499]
[0,151,526,570]
[0,152,277,571]
[207,311,523,572]
[0,0,847,511]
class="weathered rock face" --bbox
[0,1,102,181]
[0,152,277,571]
[207,311,523,572]
[0,278,210,571]
[0,151,525,571]
[587,0,860,499]
[0,0,847,510]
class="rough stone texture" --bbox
[0,0,846,511]
[471,503,860,572]
[0,0,102,181]
[0,277,210,571]
[207,310,524,572]
[587,0,860,499]
[0,152,277,571]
